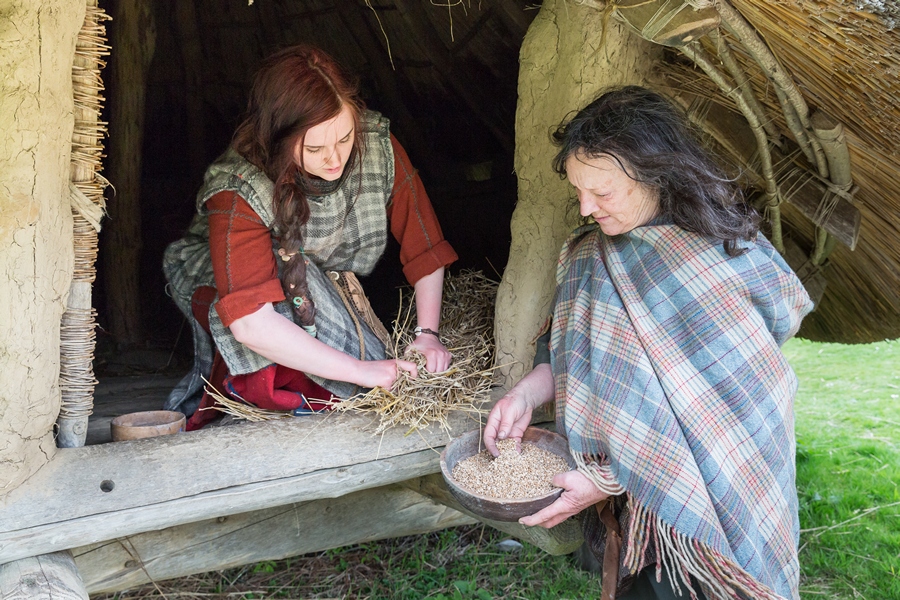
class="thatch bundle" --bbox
[59,2,110,432]
[335,270,499,435]
[653,0,900,342]
[204,270,499,434]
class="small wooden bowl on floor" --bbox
[440,426,575,522]
[110,410,186,442]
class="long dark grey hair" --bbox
[552,86,760,257]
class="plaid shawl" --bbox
[552,222,813,600]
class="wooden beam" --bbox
[392,0,514,153]
[675,93,860,250]
[777,168,860,250]
[104,0,156,347]
[0,408,502,564]
[448,6,494,56]
[494,0,534,38]
[0,551,88,599]
[173,0,207,187]
[783,238,827,308]
[341,2,440,179]
[74,484,473,595]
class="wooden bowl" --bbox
[110,410,186,442]
[440,426,575,522]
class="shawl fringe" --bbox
[577,452,787,600]
[573,451,625,496]
[625,498,787,600]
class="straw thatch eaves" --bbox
[580,0,898,345]
[649,0,900,343]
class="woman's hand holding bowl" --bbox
[519,469,609,529]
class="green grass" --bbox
[98,526,603,599]
[97,339,899,600]
[785,338,900,599]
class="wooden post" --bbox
[0,551,88,600]
[56,279,94,447]
[103,0,156,348]
[58,0,109,448]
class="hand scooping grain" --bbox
[451,438,571,499]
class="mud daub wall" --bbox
[0,0,86,493]
[496,1,660,384]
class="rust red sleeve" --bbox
[386,134,458,284]
[206,191,285,327]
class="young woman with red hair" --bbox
[163,44,457,429]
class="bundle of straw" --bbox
[202,270,501,433]
[335,270,501,435]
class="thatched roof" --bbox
[656,0,900,342]
[733,0,900,343]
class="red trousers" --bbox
[186,286,333,431]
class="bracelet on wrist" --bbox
[414,326,440,338]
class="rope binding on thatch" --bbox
[58,2,111,447]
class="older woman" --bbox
[484,87,812,600]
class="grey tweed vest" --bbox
[163,111,394,412]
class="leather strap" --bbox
[414,326,440,338]
[597,498,623,600]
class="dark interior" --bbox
[94,1,537,373]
